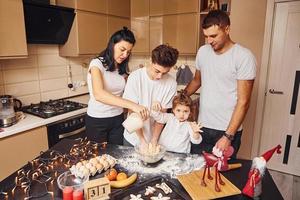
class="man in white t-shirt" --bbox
[123,44,179,147]
[184,10,256,158]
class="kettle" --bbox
[0,95,22,127]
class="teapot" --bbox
[0,95,22,127]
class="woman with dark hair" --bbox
[86,27,149,144]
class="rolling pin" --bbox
[221,163,242,171]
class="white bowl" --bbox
[134,144,166,164]
[57,171,89,191]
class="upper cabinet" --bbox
[163,13,199,55]
[132,0,200,55]
[150,0,199,16]
[59,11,108,56]
[131,0,150,54]
[57,0,130,17]
[149,14,199,55]
[57,0,130,57]
[131,0,149,18]
[108,16,130,37]
[108,0,130,18]
[0,0,28,59]
[57,0,107,14]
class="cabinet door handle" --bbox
[269,89,284,94]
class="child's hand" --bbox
[151,101,162,112]
[190,122,203,133]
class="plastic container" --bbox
[57,171,89,191]
[122,113,143,133]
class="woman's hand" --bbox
[132,104,149,121]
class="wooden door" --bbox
[260,1,300,176]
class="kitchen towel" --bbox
[176,65,193,85]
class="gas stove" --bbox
[22,99,88,118]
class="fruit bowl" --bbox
[57,171,89,191]
[134,144,166,164]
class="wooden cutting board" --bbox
[177,168,241,200]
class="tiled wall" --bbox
[0,45,90,106]
[0,44,197,106]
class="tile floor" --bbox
[269,169,300,200]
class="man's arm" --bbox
[215,79,254,151]
[150,108,167,145]
[184,70,201,96]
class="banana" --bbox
[109,173,138,188]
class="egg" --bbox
[107,159,116,168]
[82,168,90,177]
[89,158,98,166]
[96,163,104,173]
[76,162,83,169]
[101,154,107,160]
[81,160,88,165]
[89,166,97,176]
[85,162,93,169]
[102,160,110,171]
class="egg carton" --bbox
[70,154,117,178]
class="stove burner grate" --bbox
[22,99,87,118]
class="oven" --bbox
[47,113,86,148]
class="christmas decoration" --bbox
[201,146,234,192]
[242,145,282,198]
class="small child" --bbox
[151,92,203,154]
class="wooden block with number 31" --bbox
[84,177,111,200]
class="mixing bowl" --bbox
[134,144,166,164]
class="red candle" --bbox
[73,189,83,200]
[63,186,73,200]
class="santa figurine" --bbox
[242,145,282,199]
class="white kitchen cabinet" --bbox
[0,126,48,181]
[0,0,28,59]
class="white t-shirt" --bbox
[196,44,256,131]
[87,58,125,118]
[152,111,202,153]
[123,67,177,145]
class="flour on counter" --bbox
[116,149,205,178]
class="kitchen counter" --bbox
[0,92,199,139]
[0,94,90,139]
[0,139,283,200]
